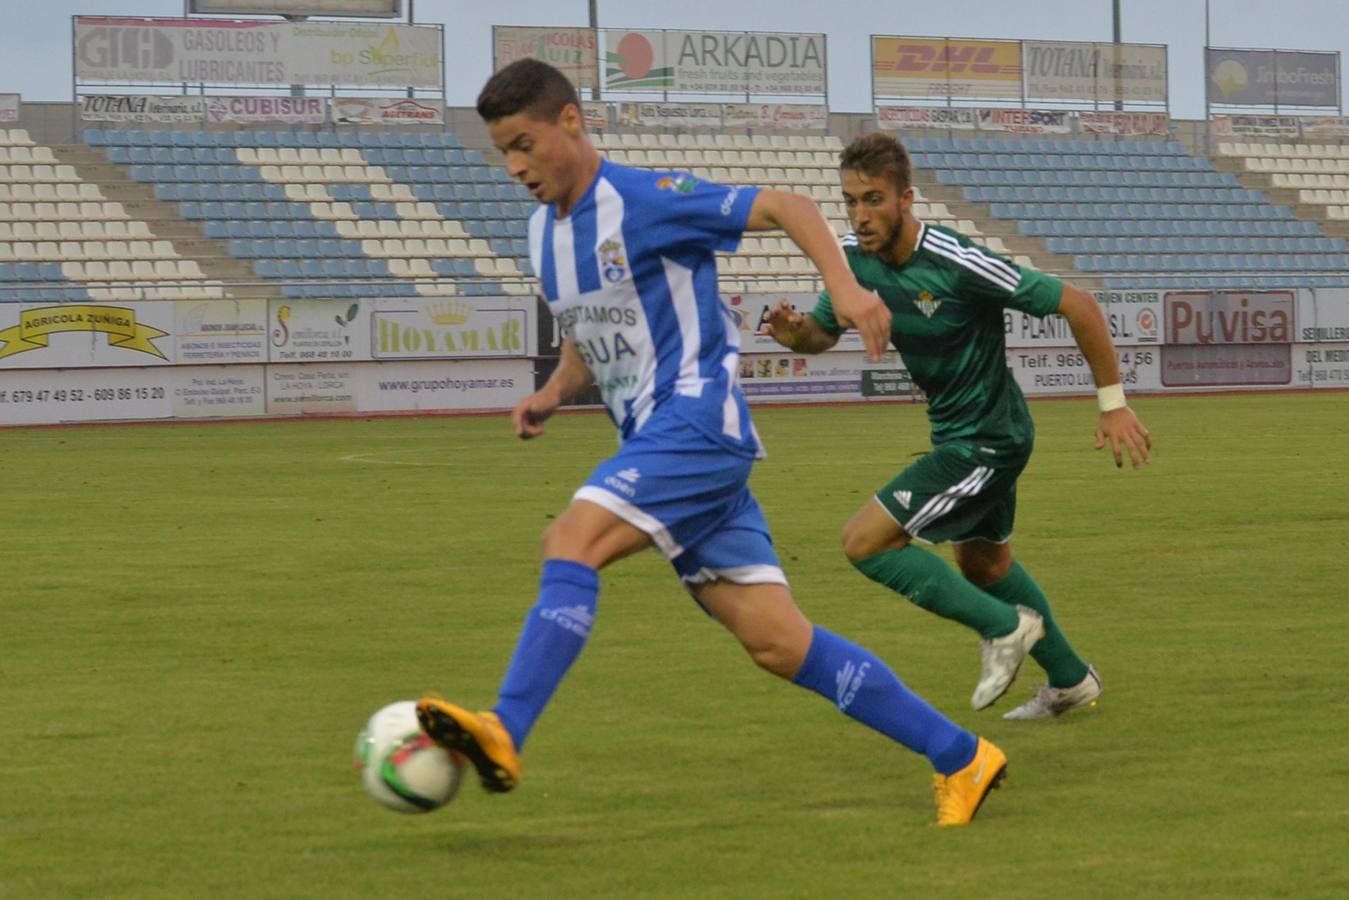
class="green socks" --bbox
[981,560,1089,688]
[852,547,1090,688]
[852,545,1019,640]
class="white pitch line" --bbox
[339,448,470,467]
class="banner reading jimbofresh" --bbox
[604,29,826,95]
[74,17,442,89]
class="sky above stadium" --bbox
[9,0,1348,120]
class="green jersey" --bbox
[813,223,1064,458]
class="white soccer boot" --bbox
[1003,665,1103,720]
[971,605,1045,710]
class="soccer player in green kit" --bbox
[766,132,1152,718]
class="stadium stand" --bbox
[7,122,1347,303]
[0,127,226,300]
[906,135,1349,291]
[83,127,536,299]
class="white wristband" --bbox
[1097,383,1127,413]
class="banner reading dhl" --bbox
[872,36,1021,99]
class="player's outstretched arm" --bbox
[512,338,593,440]
[763,298,839,354]
[1057,283,1153,469]
[745,189,891,361]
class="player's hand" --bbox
[1095,407,1152,469]
[828,283,891,361]
[762,299,806,349]
[511,389,559,440]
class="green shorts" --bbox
[875,442,1028,544]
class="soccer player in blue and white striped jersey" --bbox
[416,60,1007,826]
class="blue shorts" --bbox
[572,415,786,588]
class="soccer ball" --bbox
[354,701,465,813]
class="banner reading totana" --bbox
[493,26,597,90]
[1023,41,1167,104]
[80,95,204,123]
[74,16,442,90]
[605,29,826,96]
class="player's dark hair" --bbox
[840,132,912,193]
[477,58,580,124]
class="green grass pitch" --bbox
[4,393,1347,898]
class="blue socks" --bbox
[492,559,599,750]
[792,625,978,775]
[490,564,977,775]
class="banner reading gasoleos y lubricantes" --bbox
[604,29,826,96]
[74,16,442,89]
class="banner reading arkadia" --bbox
[74,17,442,89]
[604,29,826,95]
[493,26,597,90]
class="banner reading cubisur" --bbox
[604,29,826,96]
[872,36,1021,100]
[493,26,597,90]
[73,16,442,89]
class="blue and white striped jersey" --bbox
[530,159,763,457]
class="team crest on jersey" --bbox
[656,173,698,194]
[914,291,943,318]
[598,239,628,283]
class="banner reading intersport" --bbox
[1206,48,1339,108]
[1023,41,1167,104]
[872,36,1021,100]
[493,26,598,90]
[604,29,826,96]
[73,16,442,90]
